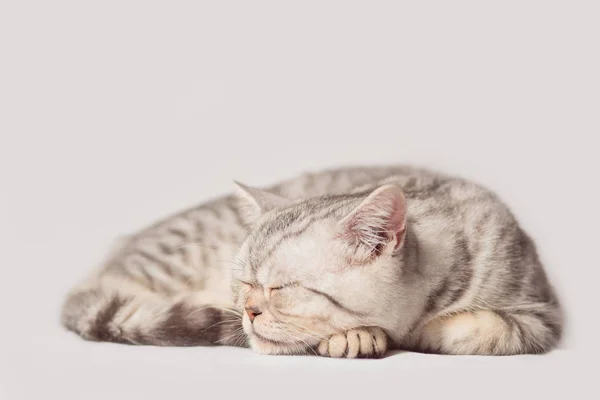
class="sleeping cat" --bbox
[61,165,563,357]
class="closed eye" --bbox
[269,282,299,292]
[238,279,259,288]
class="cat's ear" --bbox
[233,181,292,227]
[338,184,407,260]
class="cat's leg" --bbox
[410,308,562,355]
[317,327,388,358]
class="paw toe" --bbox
[328,334,348,358]
[318,339,329,356]
[357,329,374,357]
[346,330,361,358]
[372,327,388,356]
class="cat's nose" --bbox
[245,306,262,323]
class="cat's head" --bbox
[231,182,408,355]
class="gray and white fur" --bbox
[62,165,563,357]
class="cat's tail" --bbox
[60,283,246,347]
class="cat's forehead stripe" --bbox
[250,221,314,272]
[247,198,357,271]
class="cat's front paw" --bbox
[318,327,388,358]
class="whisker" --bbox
[216,327,246,346]
[202,318,243,332]
[235,332,249,348]
[277,330,318,356]
[186,305,242,318]
[285,320,328,341]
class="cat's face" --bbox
[231,183,407,355]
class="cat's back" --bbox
[273,165,521,258]
[270,165,501,217]
[270,164,455,199]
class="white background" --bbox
[0,1,597,399]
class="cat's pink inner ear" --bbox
[386,188,407,250]
[340,184,407,254]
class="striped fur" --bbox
[62,165,563,356]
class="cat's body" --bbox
[62,165,563,356]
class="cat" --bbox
[61,165,563,357]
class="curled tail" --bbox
[61,285,246,347]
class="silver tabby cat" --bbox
[62,165,563,357]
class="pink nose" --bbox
[245,306,262,322]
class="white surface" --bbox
[0,1,597,399]
[0,339,581,399]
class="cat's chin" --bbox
[249,332,312,355]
